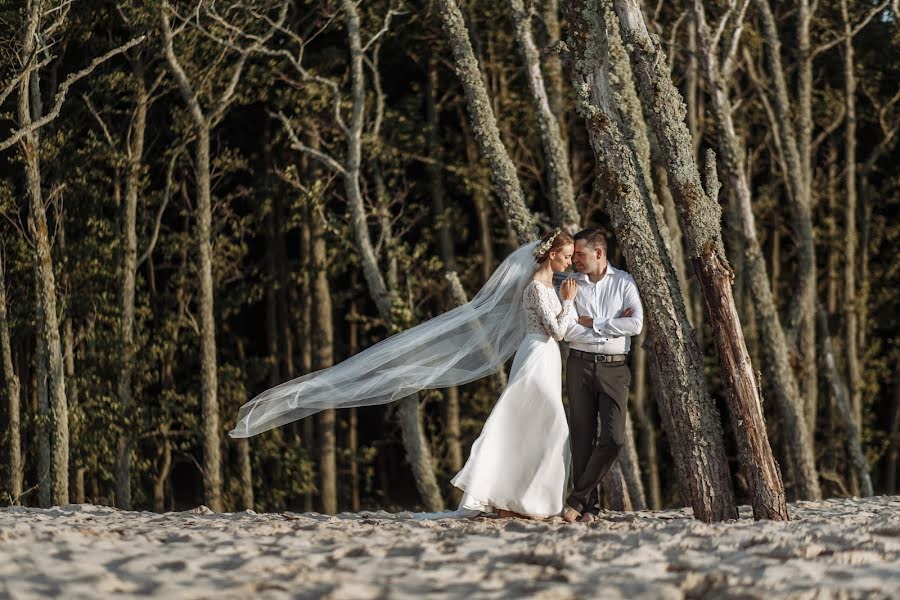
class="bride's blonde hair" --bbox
[535,228,574,264]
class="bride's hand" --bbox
[560,278,577,301]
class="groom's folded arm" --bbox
[591,284,644,337]
[563,320,604,343]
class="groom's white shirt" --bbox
[562,264,644,354]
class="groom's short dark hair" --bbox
[574,228,608,252]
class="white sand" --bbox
[1,496,898,599]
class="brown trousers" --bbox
[565,353,631,513]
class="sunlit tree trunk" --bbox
[565,0,737,522]
[311,205,337,514]
[508,0,578,231]
[0,247,22,504]
[690,0,820,502]
[437,0,536,243]
[20,0,69,506]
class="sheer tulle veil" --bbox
[229,240,541,438]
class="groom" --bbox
[560,228,643,524]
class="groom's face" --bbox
[573,240,602,273]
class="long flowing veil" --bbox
[229,240,541,438]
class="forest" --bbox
[0,0,898,522]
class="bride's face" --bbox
[549,243,574,272]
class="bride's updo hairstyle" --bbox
[534,228,574,263]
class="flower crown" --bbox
[533,227,562,258]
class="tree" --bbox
[689,0,820,502]
[564,0,737,522]
[159,0,287,511]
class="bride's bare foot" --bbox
[562,506,580,523]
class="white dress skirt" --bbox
[451,281,575,518]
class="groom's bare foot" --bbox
[562,506,580,523]
[580,512,597,525]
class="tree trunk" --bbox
[614,0,787,519]
[348,301,361,512]
[884,354,900,494]
[827,142,839,316]
[689,0,820,502]
[311,205,337,514]
[541,0,566,130]
[602,463,633,511]
[115,61,148,511]
[161,7,224,511]
[19,2,68,506]
[265,199,281,387]
[631,331,661,509]
[299,216,315,512]
[619,410,647,510]
[754,0,818,438]
[817,305,872,496]
[565,0,737,522]
[508,0,578,232]
[425,65,463,475]
[153,427,172,513]
[35,281,51,508]
[458,108,496,283]
[437,0,536,243]
[335,0,444,510]
[0,247,22,504]
[840,0,862,430]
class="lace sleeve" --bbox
[526,283,575,341]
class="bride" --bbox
[230,228,577,518]
[452,229,576,518]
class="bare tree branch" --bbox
[0,35,146,153]
[720,0,751,78]
[272,110,347,176]
[810,0,891,59]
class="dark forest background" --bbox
[0,0,898,517]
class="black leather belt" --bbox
[569,349,628,364]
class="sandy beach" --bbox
[0,495,898,599]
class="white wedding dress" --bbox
[451,280,576,518]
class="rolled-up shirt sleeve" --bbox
[565,319,603,343]
[592,279,643,337]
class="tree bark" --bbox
[35,279,51,508]
[885,354,900,495]
[437,0,536,243]
[115,58,148,511]
[614,0,787,519]
[339,0,443,510]
[508,0,578,232]
[817,304,872,496]
[311,205,337,514]
[690,0,820,502]
[458,108,496,283]
[565,0,737,522]
[630,331,661,509]
[541,0,566,128]
[299,215,315,513]
[754,0,818,436]
[0,247,22,504]
[161,5,224,511]
[602,463,633,511]
[348,300,361,512]
[840,0,862,430]
[20,0,68,506]
[619,410,647,510]
[426,64,463,476]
